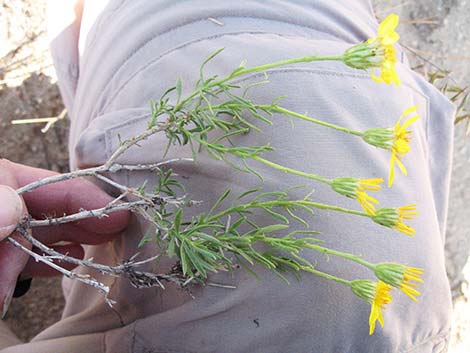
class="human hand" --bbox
[0,159,130,318]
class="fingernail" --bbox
[1,286,15,319]
[0,185,23,238]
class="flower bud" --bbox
[374,263,424,301]
[331,177,383,215]
[351,279,376,303]
[343,14,401,85]
[351,279,394,335]
[371,205,417,236]
[362,128,394,150]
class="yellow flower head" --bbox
[331,177,384,215]
[362,106,419,187]
[369,281,393,335]
[400,267,424,301]
[357,178,384,215]
[371,204,418,236]
[369,14,401,85]
[351,280,393,335]
[389,106,420,187]
[343,14,400,85]
[395,204,418,235]
[374,263,424,301]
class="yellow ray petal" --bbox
[378,14,400,37]
[388,156,396,187]
[401,114,420,129]
[394,156,408,176]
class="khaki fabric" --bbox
[0,323,21,350]
[1,1,454,352]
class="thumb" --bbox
[0,185,24,240]
[0,183,29,319]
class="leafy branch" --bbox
[8,47,420,314]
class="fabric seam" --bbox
[400,331,450,353]
[88,11,361,88]
[101,68,429,141]
[102,329,107,353]
[129,331,450,353]
[97,30,345,116]
[83,0,127,67]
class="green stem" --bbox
[266,106,364,137]
[306,244,375,270]
[177,55,344,110]
[300,265,351,286]
[231,55,344,78]
[298,200,368,217]
[208,199,369,223]
[252,155,332,184]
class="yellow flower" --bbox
[369,281,393,335]
[374,263,424,301]
[357,178,383,215]
[371,204,418,236]
[343,14,400,85]
[388,106,420,187]
[368,14,401,85]
[395,204,418,236]
[331,177,384,215]
[400,267,424,301]
[363,106,419,187]
[351,280,394,335]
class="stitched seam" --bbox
[91,11,356,100]
[84,0,127,64]
[400,331,450,353]
[104,112,150,196]
[145,347,200,353]
[105,112,150,147]
[97,31,409,120]
[150,350,196,353]
[52,56,79,80]
[131,323,199,353]
[130,332,450,353]
[130,321,137,353]
[102,68,429,140]
[100,68,429,158]
[102,331,106,353]
[424,91,431,158]
[97,30,340,116]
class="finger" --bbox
[32,224,118,245]
[21,244,85,278]
[0,166,30,317]
[4,159,130,235]
[0,186,25,240]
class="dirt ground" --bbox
[0,0,68,342]
[0,0,469,350]
[0,74,69,341]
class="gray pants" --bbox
[1,1,454,352]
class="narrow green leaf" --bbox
[173,209,183,233]
[207,189,231,216]
[138,228,154,248]
[200,48,225,82]
[286,208,309,227]
[256,224,289,234]
[262,208,289,224]
[183,242,208,278]
[234,188,261,201]
[168,236,176,257]
[176,77,183,104]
